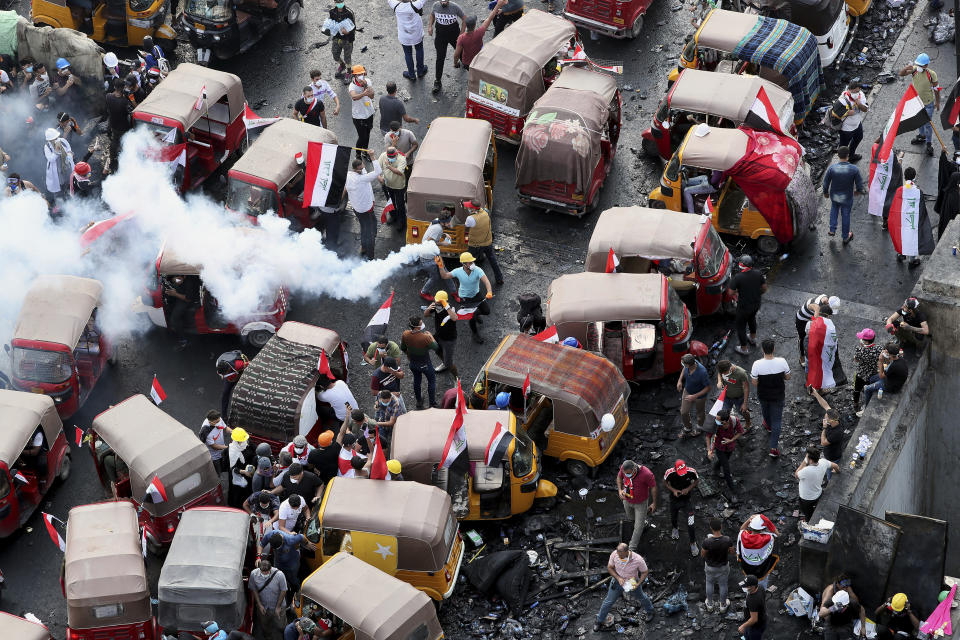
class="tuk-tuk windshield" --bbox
[226,179,279,216]
[0,472,9,500]
[698,226,726,278]
[511,426,534,477]
[664,288,685,337]
[665,153,681,182]
[13,347,71,384]
[187,0,232,21]
[655,96,669,124]
[139,123,184,143]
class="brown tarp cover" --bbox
[547,272,665,323]
[680,126,750,170]
[695,8,759,51]
[14,275,101,348]
[468,9,576,113]
[0,612,52,640]
[323,478,453,571]
[0,390,61,467]
[134,63,245,129]
[301,553,442,640]
[407,117,491,223]
[65,501,150,630]
[229,118,337,188]
[550,66,618,104]
[484,333,628,421]
[515,68,613,192]
[14,15,104,79]
[585,207,708,271]
[669,69,794,125]
[91,395,219,516]
[391,408,514,464]
[276,321,342,353]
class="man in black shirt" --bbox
[738,575,767,639]
[104,78,132,174]
[329,2,357,80]
[886,297,929,350]
[819,587,866,640]
[729,255,767,355]
[862,343,908,409]
[371,356,404,394]
[663,460,700,557]
[425,291,459,376]
[701,518,734,613]
[164,275,200,348]
[306,431,341,484]
[271,462,324,507]
[293,86,326,128]
[813,388,844,481]
[874,593,919,640]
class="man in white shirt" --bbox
[316,377,359,423]
[388,0,428,81]
[277,494,306,533]
[837,80,868,163]
[347,65,376,155]
[201,409,232,473]
[795,446,839,522]
[283,435,313,465]
[344,150,382,258]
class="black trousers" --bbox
[353,115,373,151]
[434,29,460,80]
[323,210,341,248]
[669,495,695,541]
[493,9,522,34]
[796,317,808,358]
[735,305,760,346]
[837,124,864,158]
[463,292,491,333]
[716,449,735,490]
[168,300,195,337]
[799,496,819,521]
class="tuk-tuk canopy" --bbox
[0,390,62,467]
[301,553,441,640]
[668,69,793,126]
[0,613,51,640]
[13,275,101,349]
[229,118,338,188]
[391,408,516,465]
[547,273,665,324]
[585,207,709,272]
[323,478,454,572]
[694,8,764,52]
[134,63,244,130]
[468,9,576,113]
[407,117,492,223]
[158,508,250,631]
[679,126,749,170]
[65,501,150,630]
[485,334,628,423]
[91,395,219,516]
[516,67,615,193]
[275,321,342,354]
[156,227,264,275]
[750,0,845,35]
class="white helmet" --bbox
[44,128,60,142]
[103,52,118,68]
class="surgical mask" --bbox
[335,2,344,6]
[742,587,750,593]
[379,400,390,407]
[715,419,723,426]
[355,74,365,82]
[304,95,314,103]
[25,66,32,73]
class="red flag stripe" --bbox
[42,512,66,551]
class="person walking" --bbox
[364,335,403,367]
[428,0,464,93]
[388,0,429,81]
[377,146,408,230]
[424,290,459,376]
[347,67,375,157]
[710,410,744,500]
[328,1,357,81]
[663,459,699,557]
[835,81,869,162]
[309,69,340,116]
[677,353,710,441]
[400,315,440,409]
[738,575,768,640]
[493,0,523,33]
[464,199,504,285]
[736,514,778,590]
[729,255,766,355]
[701,518,734,614]
[344,150,381,259]
[715,359,750,427]
[616,459,657,552]
[899,53,940,157]
[437,252,493,343]
[750,339,791,457]
[43,128,73,196]
[822,146,865,244]
[454,0,505,69]
[258,530,314,595]
[293,86,327,128]
[378,81,420,135]
[593,543,655,632]
[852,328,883,414]
[249,558,287,638]
[795,295,840,366]
[795,446,839,522]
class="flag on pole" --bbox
[242,103,282,130]
[369,429,389,480]
[317,350,333,379]
[888,181,935,256]
[533,325,559,343]
[145,476,168,504]
[941,79,960,131]
[522,373,531,398]
[440,382,469,469]
[14,471,27,484]
[806,316,838,390]
[868,139,903,218]
[193,84,207,111]
[74,426,85,447]
[150,375,166,405]
[42,513,66,551]
[141,527,148,557]
[484,421,514,466]
[876,85,931,165]
[709,387,726,417]
[303,142,352,208]
[605,248,621,273]
[704,197,715,214]
[360,291,394,351]
[744,86,785,135]
[380,198,395,224]
[80,212,137,249]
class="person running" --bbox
[328,1,357,81]
[437,251,493,343]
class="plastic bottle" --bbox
[849,455,857,469]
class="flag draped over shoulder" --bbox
[868,140,902,218]
[888,181,935,256]
[806,316,838,390]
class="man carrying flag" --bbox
[888,167,935,266]
[805,306,839,393]
[869,140,903,229]
[899,53,940,156]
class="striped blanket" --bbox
[733,16,823,124]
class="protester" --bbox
[464,199,504,285]
[374,389,403,441]
[53,58,82,111]
[347,68,375,156]
[329,1,357,80]
[736,514,777,589]
[729,255,766,355]
[812,388,844,481]
[677,353,710,441]
[835,81,869,162]
[217,351,249,417]
[400,314,440,408]
[243,490,280,529]
[663,459,699,557]
[822,146,865,244]
[315,377,359,424]
[419,212,455,299]
[715,359,750,426]
[344,151,381,259]
[387,459,404,480]
[273,451,294,487]
[711,410,744,499]
[737,575,768,640]
[56,111,83,142]
[454,0,505,69]
[899,53,940,156]
[425,291,459,376]
[378,146,408,229]
[428,0,464,93]
[283,617,326,640]
[69,162,98,198]
[805,304,843,394]
[371,356,404,396]
[616,459,657,552]
[819,586,867,640]
[861,343,908,411]
[260,529,315,594]
[200,410,231,473]
[227,428,254,509]
[886,297,930,350]
[309,69,340,116]
[493,0,523,33]
[104,77,132,175]
[306,430,340,483]
[701,518,734,613]
[277,494,305,534]
[250,558,288,639]
[164,274,199,349]
[4,173,41,197]
[388,0,429,81]
[384,120,420,160]
[437,252,493,343]
[364,335,403,367]
[293,86,326,128]
[795,446,839,521]
[282,435,314,466]
[43,127,73,196]
[593,543,655,631]
[796,295,840,365]
[890,167,934,266]
[852,328,883,414]
[874,593,920,640]
[378,81,420,134]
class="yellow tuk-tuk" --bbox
[297,552,444,640]
[65,501,155,640]
[390,408,557,521]
[304,478,464,602]
[473,334,630,477]
[406,117,496,256]
[31,0,175,51]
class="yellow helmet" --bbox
[387,459,402,475]
[435,291,449,303]
[231,427,249,443]
[890,593,907,612]
[459,251,476,263]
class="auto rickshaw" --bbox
[0,391,70,539]
[545,274,700,385]
[64,501,155,640]
[31,0,175,51]
[7,275,109,419]
[585,207,736,316]
[296,552,444,640]
[132,63,247,192]
[672,9,823,125]
[181,0,304,65]
[302,478,464,601]
[467,9,579,142]
[516,66,621,216]
[89,395,224,552]
[406,117,496,255]
[228,321,347,451]
[563,0,651,39]
[142,230,290,347]
[227,118,338,230]
[648,126,815,254]
[642,68,794,160]
[158,507,253,636]
[0,612,54,640]
[390,408,557,520]
[739,0,852,67]
[472,334,630,476]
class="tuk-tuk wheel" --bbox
[756,236,780,256]
[648,199,666,210]
[57,453,72,483]
[285,1,303,24]
[566,459,590,477]
[245,329,273,348]
[628,15,644,39]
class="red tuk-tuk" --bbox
[64,501,155,640]
[516,66,621,216]
[585,207,736,316]
[0,390,70,539]
[143,231,290,348]
[8,275,109,419]
[90,395,224,552]
[228,321,348,451]
[563,0,651,38]
[227,118,338,230]
[133,63,247,192]
[0,612,54,639]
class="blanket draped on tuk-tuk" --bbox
[732,16,823,123]
[11,14,104,79]
[725,127,814,243]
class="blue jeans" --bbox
[829,200,853,237]
[920,104,935,144]
[759,398,783,450]
[420,260,456,298]
[409,359,436,406]
[683,175,716,213]
[596,579,654,624]
[355,208,376,259]
[401,41,426,77]
[862,374,883,407]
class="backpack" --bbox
[823,92,855,130]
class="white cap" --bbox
[749,515,765,530]
[103,52,118,68]
[44,128,60,141]
[834,590,850,606]
[828,295,840,311]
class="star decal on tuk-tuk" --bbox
[374,542,395,560]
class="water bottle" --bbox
[877,388,884,400]
[849,455,857,469]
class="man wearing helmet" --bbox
[729,255,767,355]
[53,58,81,111]
[70,162,98,198]
[874,593,919,640]
[437,251,493,343]
[899,53,940,156]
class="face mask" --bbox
[742,587,750,593]
[335,2,344,6]
[304,95,314,103]
[25,66,33,73]
[721,373,730,381]
[379,400,390,407]
[238,441,248,450]
[355,74,365,82]
[715,419,723,426]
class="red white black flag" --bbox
[744,86,785,135]
[888,181,935,256]
[484,421,514,466]
[304,142,352,208]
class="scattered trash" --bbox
[663,585,689,614]
[800,518,835,544]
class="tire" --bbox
[627,15,644,39]
[641,136,659,159]
[566,459,590,477]
[756,235,780,255]
[585,189,601,215]
[238,134,250,156]
[285,1,302,25]
[245,329,273,349]
[58,453,71,483]
[648,198,666,210]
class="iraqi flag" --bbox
[337,448,355,476]
[242,103,282,130]
[145,476,168,504]
[369,429,389,480]
[709,387,726,417]
[605,248,620,273]
[868,139,903,218]
[533,325,559,343]
[440,382,469,469]
[484,421,514,466]
[193,84,207,111]
[150,375,166,405]
[303,142,352,208]
[888,181,935,256]
[360,291,394,352]
[876,85,931,165]
[940,79,960,131]
[380,198,395,224]
[317,350,333,379]
[42,512,66,552]
[806,316,838,390]
[74,426,85,447]
[80,211,136,249]
[744,86,785,135]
